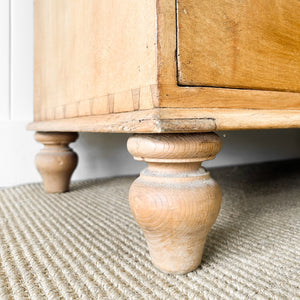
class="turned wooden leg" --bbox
[127,133,222,274]
[34,132,79,193]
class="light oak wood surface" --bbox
[34,0,158,121]
[35,132,78,193]
[157,0,300,110]
[31,1,300,275]
[32,0,300,128]
[128,133,222,274]
[177,0,300,92]
[27,108,300,133]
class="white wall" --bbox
[1,0,300,187]
[0,0,10,121]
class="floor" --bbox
[0,160,299,299]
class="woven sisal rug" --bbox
[0,160,299,299]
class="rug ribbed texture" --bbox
[0,160,299,299]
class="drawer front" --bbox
[177,0,300,92]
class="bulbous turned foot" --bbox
[127,133,222,274]
[35,132,79,193]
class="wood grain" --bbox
[34,85,159,121]
[35,132,78,193]
[28,110,161,133]
[32,0,300,128]
[128,133,222,274]
[27,108,300,133]
[156,0,300,110]
[34,0,158,120]
[177,0,300,92]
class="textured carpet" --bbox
[0,160,299,299]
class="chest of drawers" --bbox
[28,0,300,274]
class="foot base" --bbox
[35,132,78,193]
[127,133,222,274]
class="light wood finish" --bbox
[34,0,158,121]
[127,133,222,274]
[33,0,300,126]
[156,0,300,110]
[27,108,300,133]
[35,132,78,193]
[177,0,300,92]
[31,1,300,275]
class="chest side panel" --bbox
[34,0,158,121]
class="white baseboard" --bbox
[1,121,299,187]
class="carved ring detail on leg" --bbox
[127,133,222,274]
[35,132,78,193]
